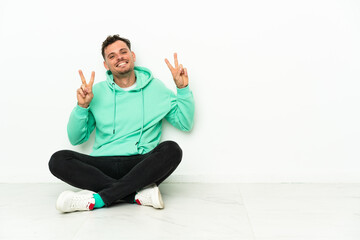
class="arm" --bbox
[165,86,194,131]
[164,53,194,131]
[67,105,96,145]
[67,70,96,145]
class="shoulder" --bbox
[147,78,171,93]
[92,81,108,94]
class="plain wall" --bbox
[1,0,359,183]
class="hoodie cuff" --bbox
[176,85,191,98]
[74,104,90,117]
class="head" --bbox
[102,35,136,76]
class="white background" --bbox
[0,0,359,183]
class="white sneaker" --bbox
[56,190,96,213]
[135,184,164,209]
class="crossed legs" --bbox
[48,141,182,206]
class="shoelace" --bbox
[136,191,152,205]
[70,195,93,209]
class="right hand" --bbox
[77,70,95,108]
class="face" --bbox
[103,40,136,76]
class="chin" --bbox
[117,68,132,75]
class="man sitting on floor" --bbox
[48,35,194,213]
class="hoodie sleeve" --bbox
[165,86,195,131]
[67,105,96,145]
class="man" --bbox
[48,35,194,213]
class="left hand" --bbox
[165,53,188,88]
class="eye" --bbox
[109,55,114,59]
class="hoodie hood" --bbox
[105,66,153,92]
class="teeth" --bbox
[118,62,126,67]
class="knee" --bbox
[48,150,68,176]
[162,141,183,166]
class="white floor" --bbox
[0,183,360,240]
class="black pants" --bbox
[48,141,182,206]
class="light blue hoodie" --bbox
[67,66,194,156]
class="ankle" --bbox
[93,193,105,208]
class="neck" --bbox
[113,71,136,88]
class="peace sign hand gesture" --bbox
[165,53,188,89]
[77,70,95,108]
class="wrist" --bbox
[78,103,89,108]
[176,84,188,89]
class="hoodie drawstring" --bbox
[135,89,144,147]
[112,83,144,151]
[112,82,116,134]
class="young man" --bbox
[48,35,194,213]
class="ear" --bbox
[132,51,136,62]
[103,61,110,71]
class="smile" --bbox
[116,62,127,67]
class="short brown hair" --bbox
[101,35,131,59]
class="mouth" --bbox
[116,61,128,67]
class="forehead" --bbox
[104,40,130,55]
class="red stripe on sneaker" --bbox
[89,203,95,210]
[135,199,141,205]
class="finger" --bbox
[79,70,86,84]
[179,64,184,75]
[183,68,189,86]
[88,71,95,90]
[174,67,182,81]
[165,58,174,71]
[81,84,88,94]
[77,88,86,98]
[174,53,178,68]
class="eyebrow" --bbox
[107,48,128,58]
